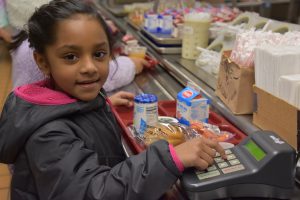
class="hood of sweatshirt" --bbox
[0,80,106,163]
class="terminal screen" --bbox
[244,140,266,161]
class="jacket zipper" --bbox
[99,92,128,159]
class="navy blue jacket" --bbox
[0,82,181,200]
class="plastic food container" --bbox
[182,13,211,60]
[128,46,147,58]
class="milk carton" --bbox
[176,87,209,126]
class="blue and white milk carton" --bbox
[176,87,209,126]
[160,14,173,34]
[145,14,159,33]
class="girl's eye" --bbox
[64,54,78,61]
[94,51,107,59]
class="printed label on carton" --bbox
[176,87,209,125]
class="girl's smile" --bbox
[34,14,110,101]
[76,78,101,89]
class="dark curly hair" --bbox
[9,0,114,59]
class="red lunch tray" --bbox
[112,100,247,154]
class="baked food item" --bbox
[143,123,186,146]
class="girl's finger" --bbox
[195,158,210,171]
[203,138,227,159]
[119,91,134,99]
[201,144,217,158]
[198,150,214,166]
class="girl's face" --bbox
[35,14,110,101]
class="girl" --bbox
[6,0,146,107]
[0,0,226,199]
[6,0,150,92]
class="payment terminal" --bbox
[181,131,296,200]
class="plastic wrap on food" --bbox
[230,30,300,68]
[190,121,235,142]
[142,122,198,146]
[158,116,179,123]
[195,47,221,76]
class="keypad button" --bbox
[218,162,229,168]
[221,164,245,174]
[214,157,225,163]
[227,154,236,160]
[225,149,232,155]
[207,165,217,171]
[197,170,221,180]
[229,159,240,165]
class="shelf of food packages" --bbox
[112,100,247,154]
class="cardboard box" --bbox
[215,51,255,114]
[253,86,299,150]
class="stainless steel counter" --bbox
[96,1,260,136]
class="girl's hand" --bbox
[130,57,151,74]
[174,137,226,170]
[109,91,134,107]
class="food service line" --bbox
[96,1,260,136]
[95,2,300,200]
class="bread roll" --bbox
[144,123,185,146]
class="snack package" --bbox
[143,122,197,146]
[190,121,235,142]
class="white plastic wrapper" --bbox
[190,121,235,142]
[195,47,221,76]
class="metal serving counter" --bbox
[95,1,300,199]
[97,0,260,136]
